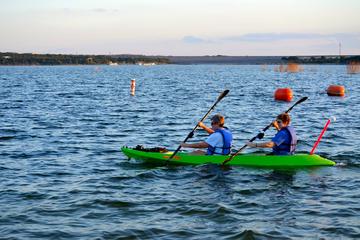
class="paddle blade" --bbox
[296,96,308,105]
[217,89,230,101]
[285,97,308,113]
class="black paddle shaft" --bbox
[167,90,230,162]
[222,96,308,165]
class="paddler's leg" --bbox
[189,150,207,155]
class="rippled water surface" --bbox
[1,65,359,239]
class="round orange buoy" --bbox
[327,85,345,96]
[130,79,136,96]
[274,88,293,102]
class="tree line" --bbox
[1,52,359,65]
[0,52,170,65]
[281,56,360,64]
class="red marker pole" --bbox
[310,117,334,155]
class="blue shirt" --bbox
[272,128,293,155]
[206,128,232,155]
[205,132,225,155]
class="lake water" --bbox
[0,65,359,239]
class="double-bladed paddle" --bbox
[222,96,308,166]
[166,89,230,162]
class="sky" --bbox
[1,0,360,56]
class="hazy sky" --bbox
[1,0,359,55]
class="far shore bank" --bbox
[1,52,359,65]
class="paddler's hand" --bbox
[247,142,257,148]
[198,121,215,134]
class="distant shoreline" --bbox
[167,55,360,65]
[1,52,359,65]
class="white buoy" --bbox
[130,79,136,96]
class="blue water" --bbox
[0,65,359,239]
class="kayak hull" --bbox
[121,147,335,168]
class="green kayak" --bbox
[121,146,335,168]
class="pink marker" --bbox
[310,116,336,155]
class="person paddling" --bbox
[246,113,297,155]
[180,114,233,155]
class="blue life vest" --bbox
[272,126,297,155]
[206,128,233,155]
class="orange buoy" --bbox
[274,88,293,102]
[327,85,345,96]
[130,79,136,96]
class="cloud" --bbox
[225,33,323,42]
[223,32,360,42]
[182,32,360,43]
[182,36,207,44]
[92,8,108,13]
[59,8,120,14]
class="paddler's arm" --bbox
[198,122,214,134]
[180,141,209,149]
[247,141,275,148]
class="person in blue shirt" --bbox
[180,114,233,155]
[247,113,297,155]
